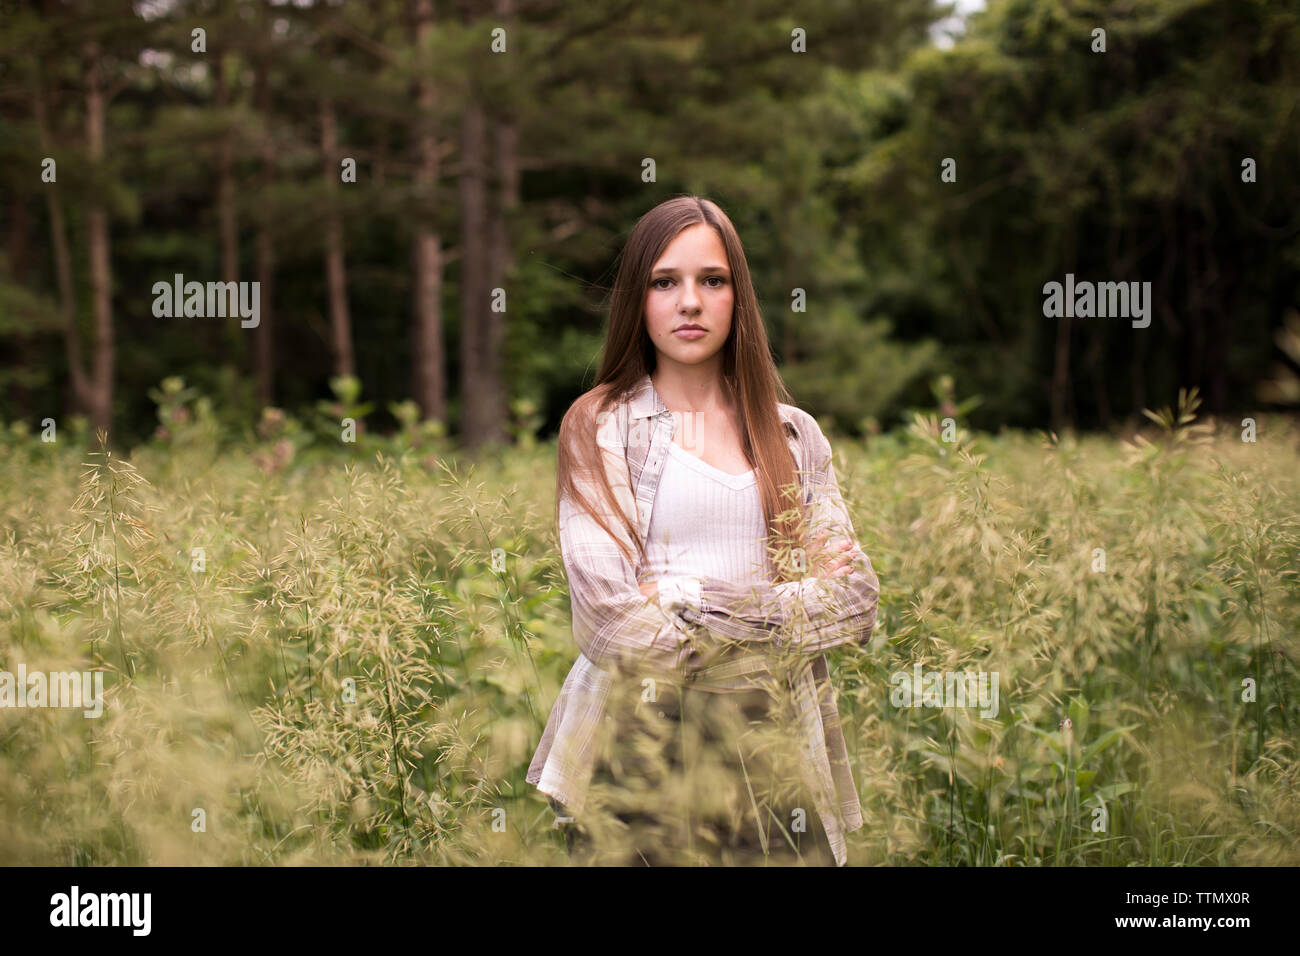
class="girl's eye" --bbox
[651,276,727,289]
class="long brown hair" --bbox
[554,196,809,585]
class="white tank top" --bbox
[641,440,773,585]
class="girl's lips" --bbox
[674,328,706,339]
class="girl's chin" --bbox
[658,349,722,365]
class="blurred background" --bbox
[1,0,1296,447]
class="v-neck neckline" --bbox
[666,439,757,489]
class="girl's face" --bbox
[644,224,734,371]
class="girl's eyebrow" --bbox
[650,265,731,276]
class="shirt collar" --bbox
[628,373,665,420]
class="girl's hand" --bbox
[809,534,857,577]
[638,581,659,600]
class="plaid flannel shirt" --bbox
[526,372,880,866]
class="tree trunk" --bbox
[458,99,494,447]
[7,191,30,285]
[409,0,445,424]
[33,66,89,418]
[6,193,32,418]
[484,20,518,446]
[215,52,241,355]
[455,0,519,448]
[1050,312,1072,434]
[1210,255,1233,417]
[321,93,355,379]
[83,38,114,438]
[253,57,275,407]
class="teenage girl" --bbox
[531,195,879,866]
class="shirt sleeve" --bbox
[558,413,709,681]
[653,575,702,617]
[671,420,880,656]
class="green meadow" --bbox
[1,385,1296,865]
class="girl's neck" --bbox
[651,364,733,415]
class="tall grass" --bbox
[0,385,1296,864]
